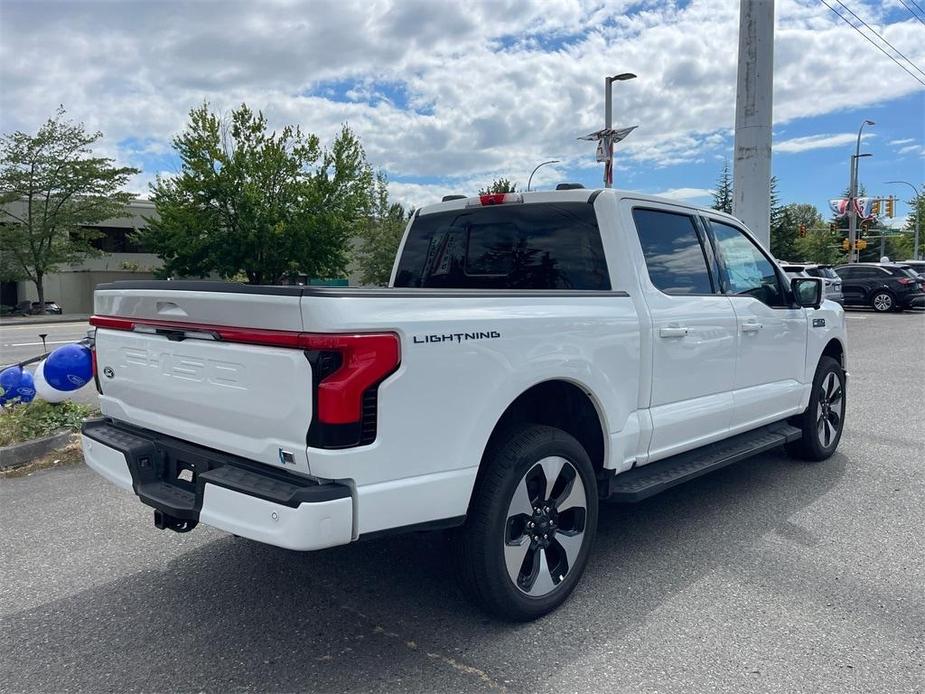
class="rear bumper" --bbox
[81,420,353,551]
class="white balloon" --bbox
[32,359,70,403]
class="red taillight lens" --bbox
[90,315,136,331]
[301,333,400,424]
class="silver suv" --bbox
[780,263,845,305]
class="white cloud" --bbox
[774,132,872,153]
[897,144,924,155]
[889,138,915,146]
[1,0,923,193]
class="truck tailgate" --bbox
[92,285,314,473]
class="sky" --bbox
[1,0,923,228]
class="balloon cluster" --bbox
[0,344,93,406]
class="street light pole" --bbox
[604,73,636,188]
[527,160,560,192]
[885,180,922,260]
[847,119,874,262]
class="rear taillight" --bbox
[89,315,401,449]
[303,333,400,449]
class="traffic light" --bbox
[872,199,881,215]
[842,238,850,251]
[799,224,806,237]
[857,239,868,251]
[860,220,870,234]
[886,196,895,218]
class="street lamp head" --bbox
[864,119,876,126]
[853,153,873,159]
[611,72,637,81]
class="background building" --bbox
[1,200,162,314]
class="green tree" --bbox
[711,160,733,214]
[901,188,924,259]
[144,102,373,284]
[0,107,138,309]
[479,178,517,195]
[353,173,410,286]
[773,202,822,261]
[794,225,843,265]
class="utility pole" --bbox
[732,0,774,249]
[847,120,875,262]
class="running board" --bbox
[606,422,802,502]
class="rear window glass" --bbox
[632,208,714,295]
[393,202,610,290]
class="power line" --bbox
[897,0,925,27]
[834,0,925,79]
[819,0,925,87]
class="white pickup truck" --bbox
[83,188,847,620]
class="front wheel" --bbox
[456,424,598,621]
[787,356,846,461]
[871,290,894,313]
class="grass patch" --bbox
[0,400,98,447]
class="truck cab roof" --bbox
[417,188,742,224]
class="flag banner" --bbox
[829,199,849,218]
[854,197,876,221]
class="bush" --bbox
[0,400,97,447]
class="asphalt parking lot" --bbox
[1,311,923,693]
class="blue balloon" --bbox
[0,366,23,402]
[43,344,93,392]
[16,371,36,403]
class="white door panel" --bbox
[730,299,806,427]
[627,204,738,463]
[707,218,808,429]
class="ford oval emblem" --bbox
[103,367,115,379]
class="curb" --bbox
[0,314,90,326]
[0,431,75,469]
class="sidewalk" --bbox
[0,314,90,326]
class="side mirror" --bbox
[791,277,823,309]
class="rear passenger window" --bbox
[393,203,610,290]
[632,208,714,295]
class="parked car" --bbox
[779,262,844,305]
[9,300,63,316]
[834,263,925,312]
[82,189,846,620]
[900,260,925,276]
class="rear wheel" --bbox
[787,356,846,461]
[456,424,598,621]
[871,290,894,313]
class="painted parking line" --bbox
[1,339,78,348]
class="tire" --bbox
[786,356,846,462]
[456,424,599,621]
[871,290,894,313]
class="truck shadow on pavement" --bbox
[4,451,871,693]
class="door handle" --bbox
[659,326,689,338]
[741,321,763,333]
